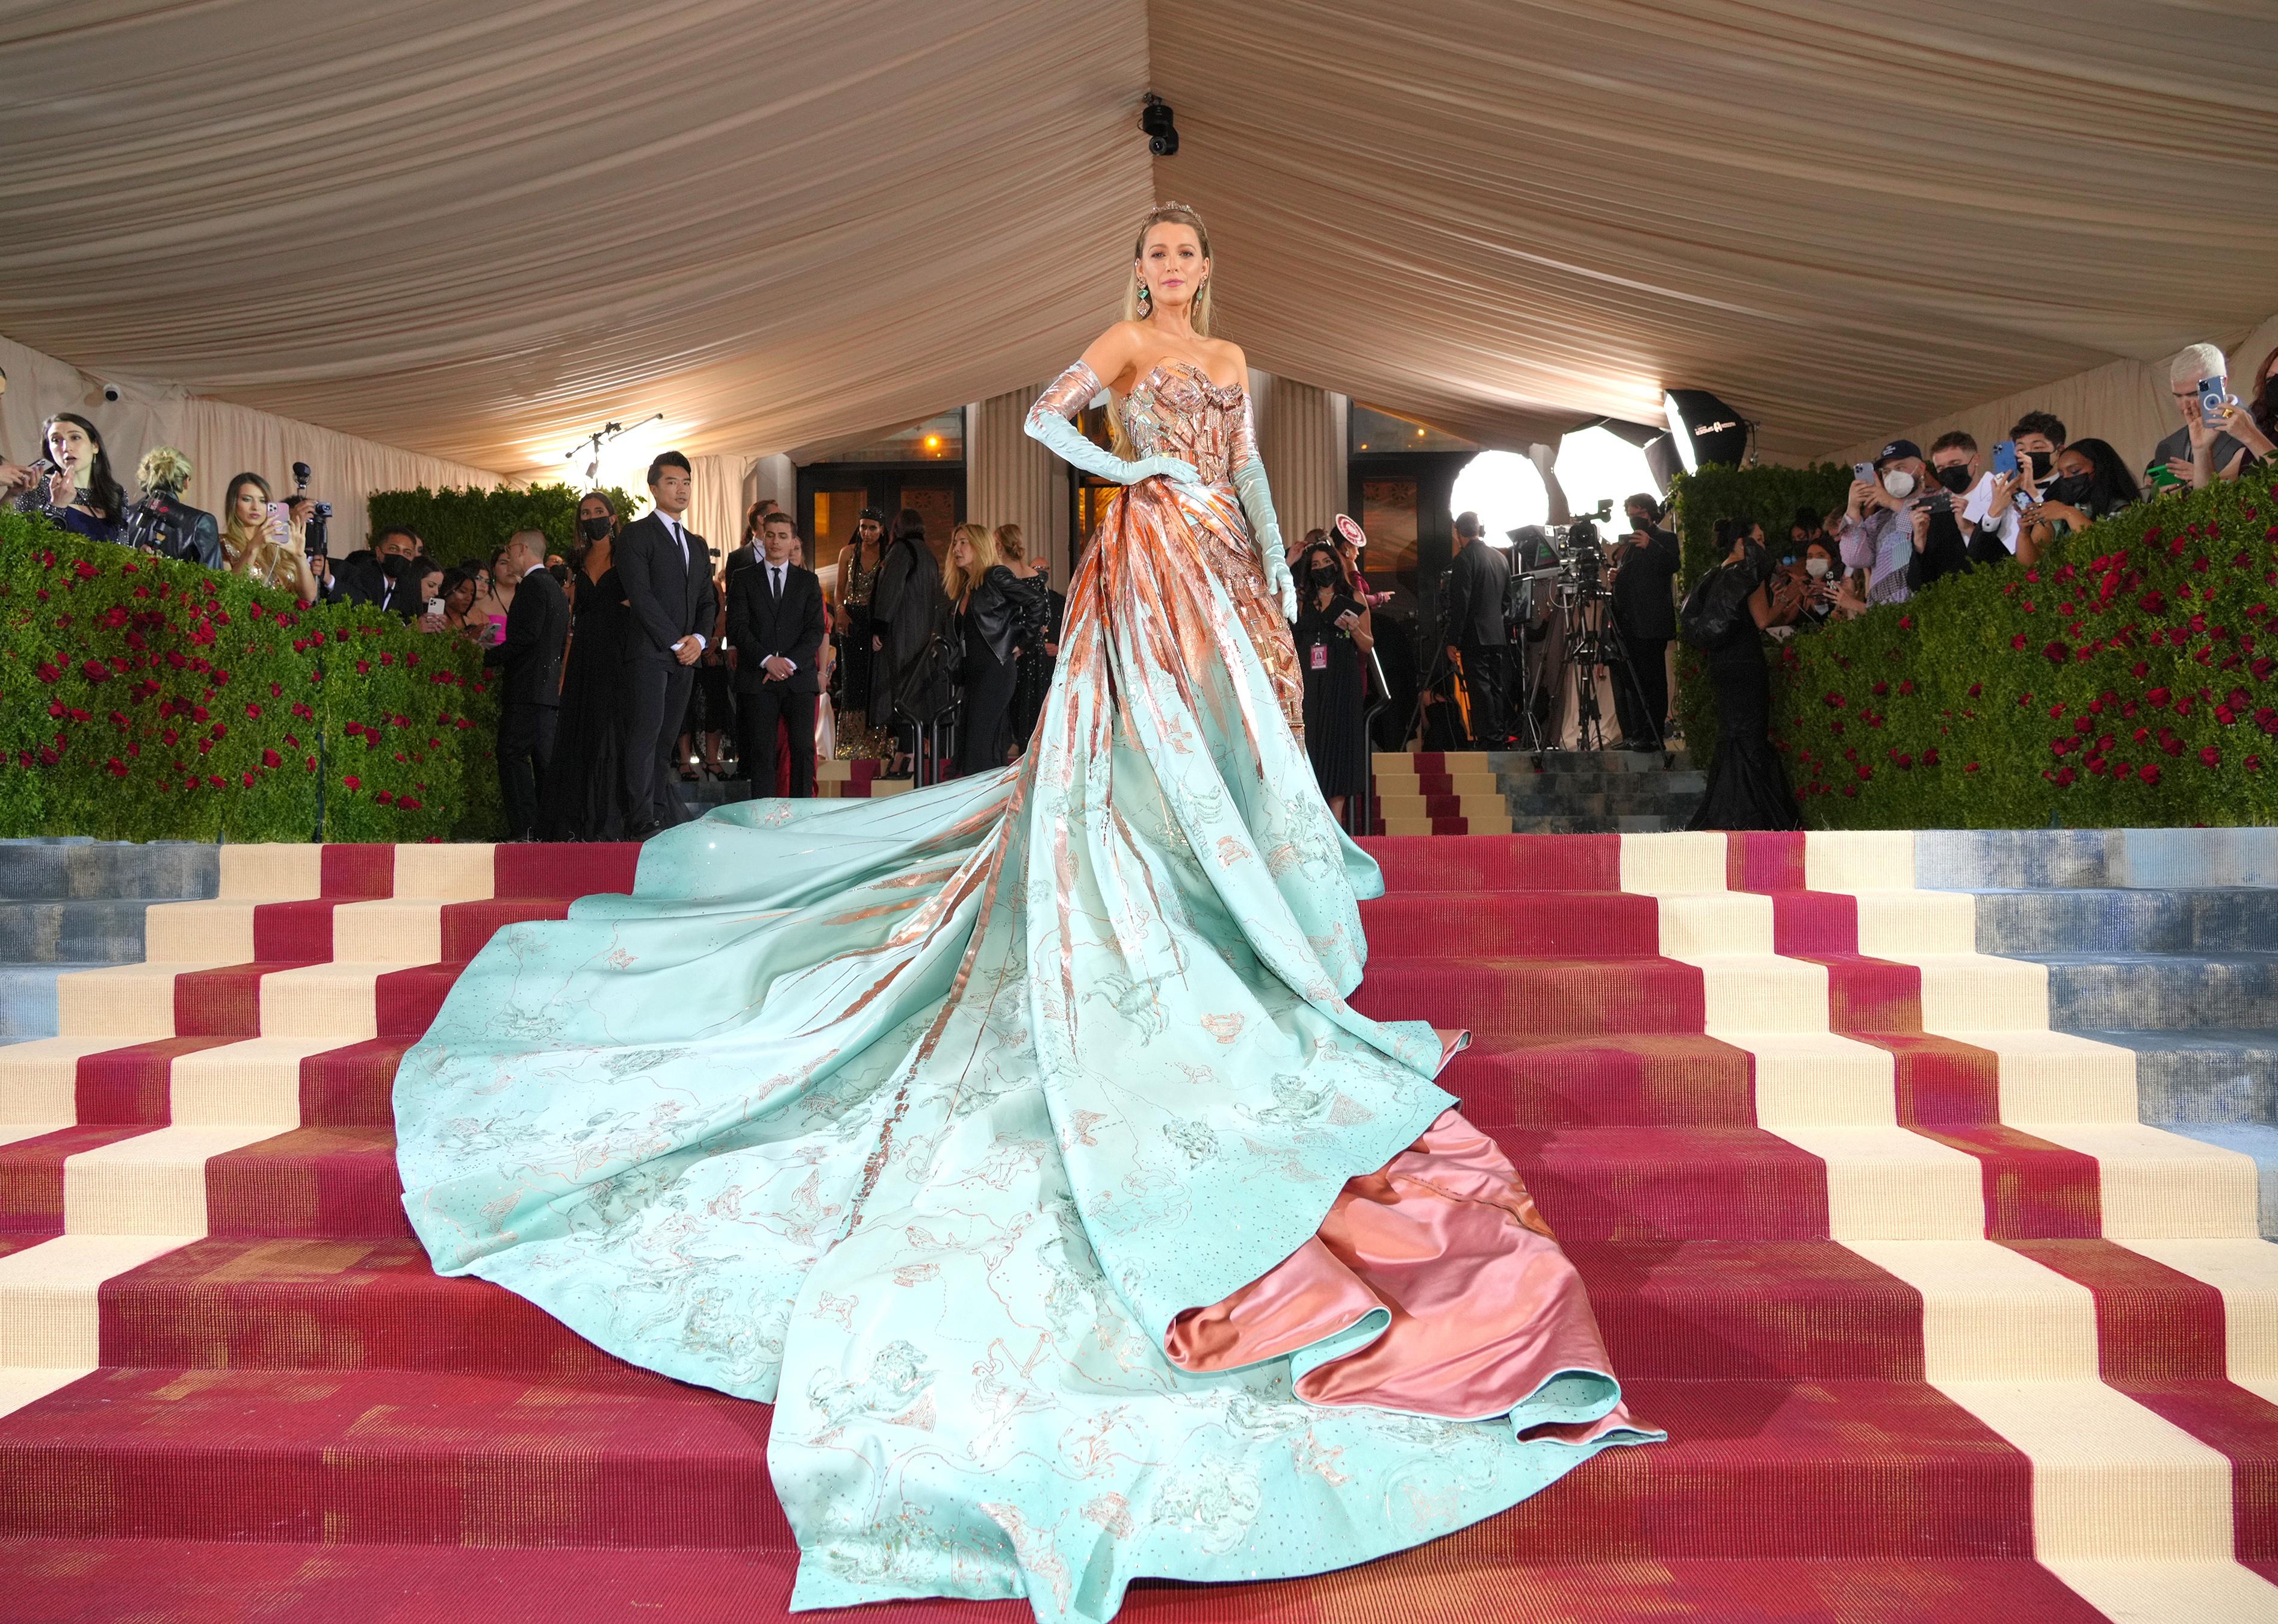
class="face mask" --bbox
[1881,469,1916,499]
[2025,449,2055,480]
[2043,473,2094,507]
[1934,465,1973,493]
[578,515,611,542]
[1804,556,1832,579]
[1306,564,1340,591]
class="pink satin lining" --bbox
[1164,1108,1640,1441]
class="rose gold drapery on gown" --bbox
[1039,357,1641,1441]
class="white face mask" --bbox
[1881,468,1916,499]
[1804,557,1831,579]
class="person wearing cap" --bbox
[1836,439,1930,607]
[834,505,888,726]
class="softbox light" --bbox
[1661,389,1750,472]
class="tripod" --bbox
[1555,578,1663,756]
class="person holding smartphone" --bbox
[2155,345,2258,490]
[1291,540,1373,825]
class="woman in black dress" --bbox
[1290,540,1373,825]
[995,522,1053,752]
[948,523,1018,777]
[538,493,635,840]
[1687,516,1805,832]
[834,507,885,724]
[869,508,949,774]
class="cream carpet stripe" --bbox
[255,961,421,1042]
[329,899,445,965]
[217,844,324,900]
[0,1039,117,1124]
[0,1234,188,1366]
[167,1037,333,1126]
[54,963,190,1039]
[391,842,496,901]
[1616,832,2278,1619]
[141,899,260,965]
[62,1125,283,1235]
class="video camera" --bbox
[291,461,333,565]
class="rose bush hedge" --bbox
[1,507,501,842]
[367,483,640,569]
[1734,465,2278,828]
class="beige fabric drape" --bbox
[5,2,2276,478]
[1,332,504,552]
[686,454,752,570]
[1252,372,1348,544]
[968,386,1071,579]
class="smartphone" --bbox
[1992,440,2019,478]
[425,596,444,619]
[2198,374,2232,424]
[1852,461,1876,487]
[2147,461,2184,491]
[1926,490,1954,515]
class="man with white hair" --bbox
[2154,342,2254,490]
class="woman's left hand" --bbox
[46,468,75,508]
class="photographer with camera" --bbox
[1608,493,1679,750]
[1444,510,1511,749]
[1291,539,1373,824]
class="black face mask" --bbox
[578,515,611,542]
[1306,564,1340,593]
[2043,473,2094,508]
[2025,448,2056,480]
[1933,464,1974,494]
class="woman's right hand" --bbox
[46,468,75,508]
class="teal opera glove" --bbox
[1024,360,1202,487]
[1233,453,1298,620]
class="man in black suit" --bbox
[1609,493,1680,749]
[726,511,826,796]
[484,529,568,839]
[616,451,719,835]
[722,499,782,589]
[1443,510,1512,748]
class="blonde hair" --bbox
[994,522,1026,563]
[2171,342,2227,386]
[943,522,999,602]
[136,445,193,496]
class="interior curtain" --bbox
[6,3,2276,478]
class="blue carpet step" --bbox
[1969,888,2278,956]
[2078,1028,2278,1126]
[0,963,110,1040]
[2157,1120,2278,1239]
[2025,951,2278,1032]
[1919,828,2278,891]
[0,899,161,965]
[0,839,217,903]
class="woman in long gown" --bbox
[1687,517,1805,831]
[536,492,634,841]
[395,202,1654,1623]
[948,522,1020,776]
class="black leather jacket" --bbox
[965,565,1020,666]
[122,494,223,570]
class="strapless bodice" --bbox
[1116,358,1250,483]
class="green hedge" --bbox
[2,508,502,842]
[1667,462,1855,766]
[1695,466,2278,829]
[366,483,641,569]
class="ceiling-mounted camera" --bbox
[1141,94,1178,157]
[102,384,121,403]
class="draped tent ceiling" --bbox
[3,0,2275,483]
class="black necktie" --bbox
[771,566,782,600]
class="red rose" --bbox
[2202,746,2221,768]
[342,774,361,790]
[2138,764,2161,785]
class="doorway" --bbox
[801,468,965,566]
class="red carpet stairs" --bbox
[0,830,2273,1621]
